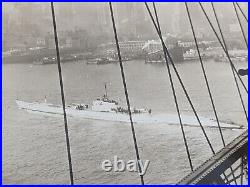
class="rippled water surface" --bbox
[2,60,248,184]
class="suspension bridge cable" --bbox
[211,2,248,123]
[152,2,193,172]
[184,4,232,184]
[233,2,248,48]
[235,2,248,23]
[199,3,248,94]
[144,2,215,155]
[50,2,74,185]
[208,4,246,184]
[185,2,225,147]
[109,2,144,185]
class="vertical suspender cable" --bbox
[144,2,215,155]
[233,2,248,48]
[199,3,248,94]
[50,3,74,185]
[210,2,248,123]
[185,2,226,147]
[109,2,144,185]
[152,2,193,172]
[235,2,248,22]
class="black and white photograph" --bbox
[2,1,248,185]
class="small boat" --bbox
[87,58,109,65]
[214,55,247,63]
[144,50,166,64]
[183,49,210,61]
[145,59,165,63]
[87,56,130,65]
[33,55,82,65]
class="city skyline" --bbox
[2,2,248,50]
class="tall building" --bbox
[156,3,181,35]
[96,3,111,27]
[177,3,217,38]
[56,3,75,31]
[113,2,153,40]
[171,3,182,35]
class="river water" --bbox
[2,59,248,184]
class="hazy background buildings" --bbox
[2,2,248,51]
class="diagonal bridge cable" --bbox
[152,2,193,172]
[186,3,239,184]
[235,2,248,23]
[211,2,248,123]
[233,2,248,48]
[148,3,234,183]
[199,2,248,94]
[145,2,215,156]
[145,5,233,183]
[51,2,74,185]
[109,2,144,185]
[205,2,248,123]
[185,2,226,147]
[202,3,249,183]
